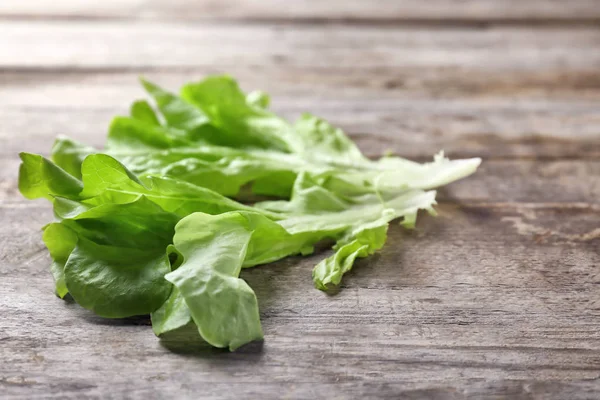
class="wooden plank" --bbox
[1,202,599,398]
[1,11,599,399]
[1,71,599,160]
[2,0,600,23]
[1,22,600,71]
[3,68,600,101]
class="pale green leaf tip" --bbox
[19,151,36,161]
[138,75,151,88]
[139,76,166,96]
[56,287,69,299]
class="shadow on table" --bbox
[158,323,264,358]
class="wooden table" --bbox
[1,1,599,398]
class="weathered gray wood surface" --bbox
[4,22,600,70]
[1,2,599,399]
[2,0,600,23]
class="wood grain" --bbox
[2,3,600,398]
[2,0,600,23]
[2,22,600,71]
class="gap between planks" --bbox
[2,0,600,26]
[3,14,600,28]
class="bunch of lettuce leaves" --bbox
[18,75,481,350]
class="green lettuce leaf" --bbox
[33,194,180,318]
[181,75,300,152]
[162,211,320,349]
[103,116,299,196]
[51,137,96,179]
[164,212,262,350]
[42,223,78,298]
[50,76,481,201]
[21,151,278,219]
[20,153,279,320]
[17,73,482,352]
[257,172,438,288]
[140,78,209,132]
[312,222,388,290]
[130,99,161,126]
[80,154,273,218]
[58,196,178,318]
[19,153,83,200]
[245,90,270,109]
[151,286,192,336]
[64,237,172,318]
[294,114,366,163]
